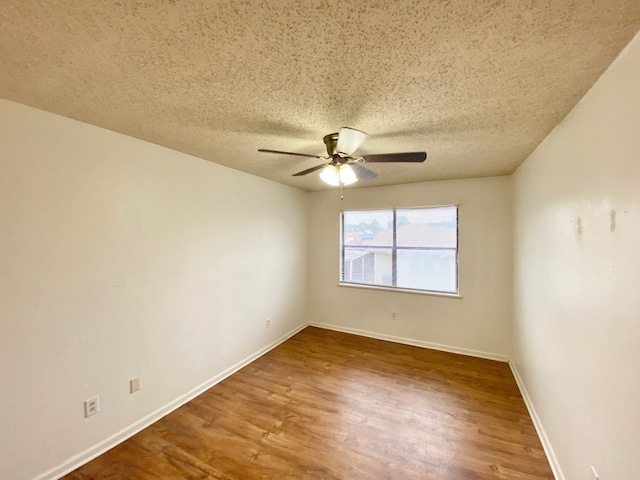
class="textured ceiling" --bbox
[1,1,639,191]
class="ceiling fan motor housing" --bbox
[323,133,340,157]
[323,133,352,165]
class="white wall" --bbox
[512,32,640,480]
[307,176,513,359]
[0,100,308,480]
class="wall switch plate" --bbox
[266,317,271,328]
[84,396,99,417]
[590,466,599,480]
[130,377,140,394]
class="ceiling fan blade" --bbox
[336,127,367,156]
[292,163,329,176]
[258,149,324,159]
[350,163,378,180]
[361,152,427,163]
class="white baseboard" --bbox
[509,361,564,480]
[39,323,308,480]
[309,322,509,362]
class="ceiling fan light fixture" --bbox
[319,165,340,186]
[319,164,358,186]
[339,164,358,185]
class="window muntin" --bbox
[341,206,458,294]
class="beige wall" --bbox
[512,32,640,480]
[0,100,308,480]
[307,176,513,359]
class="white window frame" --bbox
[340,205,459,295]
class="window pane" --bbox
[397,249,457,293]
[342,248,392,286]
[396,206,457,248]
[341,206,458,294]
[343,210,393,246]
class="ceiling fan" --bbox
[258,127,427,186]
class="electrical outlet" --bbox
[392,311,398,321]
[590,466,599,480]
[266,317,271,329]
[130,377,140,394]
[84,396,99,418]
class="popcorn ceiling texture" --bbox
[0,1,639,191]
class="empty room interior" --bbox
[1,2,639,479]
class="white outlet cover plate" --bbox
[84,396,99,418]
[130,377,140,393]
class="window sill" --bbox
[338,282,462,299]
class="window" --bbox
[340,206,458,294]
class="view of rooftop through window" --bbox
[341,206,458,294]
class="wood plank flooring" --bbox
[63,327,553,479]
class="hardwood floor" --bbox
[63,327,553,479]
